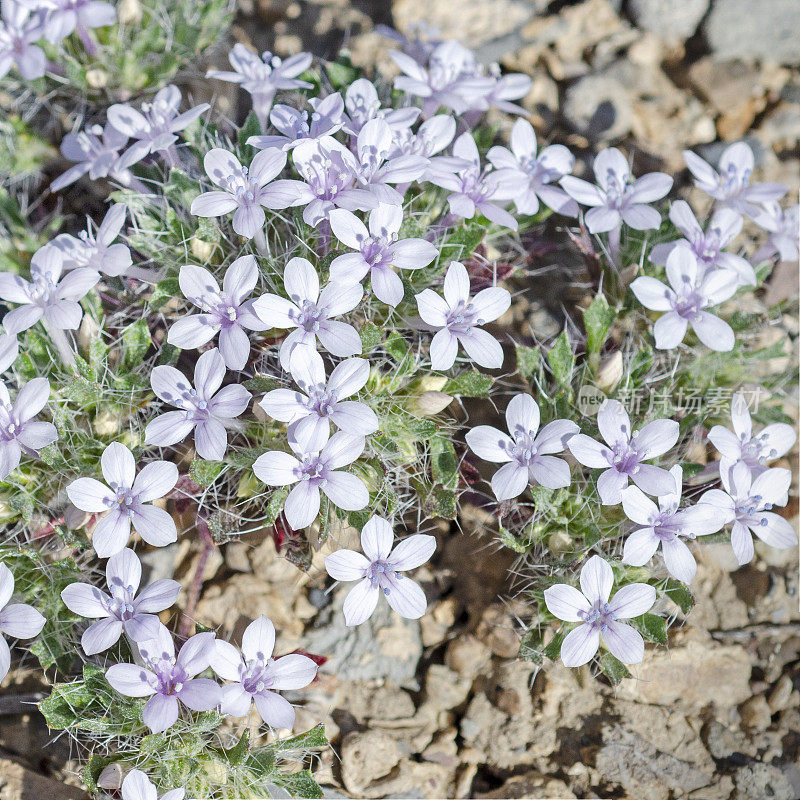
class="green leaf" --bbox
[271,723,328,751]
[430,436,459,488]
[359,321,383,352]
[443,370,493,397]
[680,461,706,478]
[663,579,694,614]
[516,343,541,381]
[547,331,574,386]
[423,484,457,519]
[440,220,485,260]
[220,730,250,765]
[122,318,152,369]
[632,612,667,645]
[244,374,280,392]
[189,458,224,487]
[583,294,616,355]
[150,277,181,309]
[264,486,289,524]
[600,652,631,684]
[542,629,566,661]
[518,630,544,664]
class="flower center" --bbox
[580,599,617,632]
[366,559,401,595]
[445,300,480,334]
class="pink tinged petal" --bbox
[179,264,220,300]
[14,377,50,421]
[731,520,755,565]
[223,255,258,304]
[270,653,318,690]
[253,451,300,486]
[343,578,380,626]
[568,434,611,468]
[327,357,369,397]
[191,191,239,217]
[602,620,645,664]
[702,269,739,304]
[325,549,370,581]
[168,316,219,349]
[429,328,458,370]
[177,632,216,676]
[752,512,798,550]
[560,623,600,667]
[622,527,660,566]
[260,389,307,422]
[361,514,394,560]
[67,477,114,512]
[370,267,404,307]
[219,683,252,717]
[82,618,124,654]
[321,432,364,469]
[448,193,476,219]
[177,678,221,711]
[284,481,321,529]
[194,419,229,461]
[544,584,591,622]
[491,461,529,501]
[465,425,513,463]
[232,204,266,239]
[150,365,188,404]
[387,534,436,571]
[290,415,330,453]
[665,246,698,291]
[242,615,275,662]
[607,583,656,619]
[61,583,110,617]
[211,641,244,682]
[132,460,178,501]
[443,261,471,307]
[15,421,56,451]
[677,504,726,535]
[204,148,242,187]
[208,384,251,418]
[106,663,156,697]
[580,555,614,603]
[195,348,227,396]
[390,238,437,269]
[318,282,363,317]
[529,455,572,489]
[506,393,540,437]
[385,575,428,619]
[92,510,132,557]
[622,485,658,525]
[458,327,504,369]
[145,411,195,448]
[635,418,679,459]
[135,580,181,613]
[0,603,45,638]
[3,305,43,335]
[653,312,689,350]
[143,694,180,733]
[661,537,697,584]
[254,690,296,729]
[597,400,631,447]
[123,615,162,642]
[631,277,674,311]
[131,504,178,548]
[630,464,676,497]
[322,472,369,511]
[416,289,449,327]
[330,253,370,284]
[316,321,362,358]
[691,312,734,352]
[250,148,287,185]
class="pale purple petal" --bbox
[131,504,178,548]
[270,653,318,690]
[491,461,529,501]
[67,477,114,512]
[325,549,370,581]
[82,618,124,654]
[560,623,600,667]
[607,583,656,619]
[387,534,436,571]
[465,425,513,463]
[602,620,645,663]
[253,690,295,729]
[544,584,591,622]
[661,537,697,583]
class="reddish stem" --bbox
[178,515,216,638]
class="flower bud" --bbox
[86,70,108,89]
[596,351,623,391]
[412,390,453,416]
[190,235,216,262]
[96,763,123,790]
[117,0,143,24]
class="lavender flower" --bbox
[53,203,132,277]
[560,147,672,234]
[328,203,437,306]
[107,85,209,170]
[121,769,184,800]
[487,119,578,217]
[260,345,378,451]
[753,202,799,263]
[0,560,46,681]
[66,442,178,557]
[0,377,57,480]
[544,555,655,667]
[35,0,115,43]
[324,515,435,626]
[0,0,45,79]
[621,466,724,584]
[0,332,18,373]
[388,114,462,180]
[247,93,345,151]
[465,393,578,500]
[252,257,362,369]
[0,246,99,335]
[415,260,510,371]
[206,44,312,130]
[343,78,420,138]
[568,399,678,505]
[631,247,738,352]
[61,548,180,654]
[167,255,268,370]
[252,430,369,530]
[699,463,796,566]
[427,132,518,230]
[649,200,756,287]
[190,148,307,239]
[210,615,318,728]
[50,122,131,192]
[106,626,220,734]
[289,137,379,227]
[683,142,788,219]
[708,392,796,478]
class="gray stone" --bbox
[734,763,795,800]
[627,0,709,41]
[705,0,800,65]
[562,70,635,141]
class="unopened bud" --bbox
[86,69,108,89]
[548,530,572,553]
[117,0,143,24]
[190,235,216,262]
[96,763,123,790]
[78,313,101,353]
[413,390,453,416]
[596,351,623,391]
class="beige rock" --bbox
[340,730,401,795]
[739,695,773,731]
[444,635,492,679]
[475,771,577,798]
[0,758,87,800]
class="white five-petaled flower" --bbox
[253,430,369,531]
[328,203,437,307]
[0,0,45,80]
[683,142,788,219]
[252,257,363,370]
[0,377,58,480]
[621,465,724,584]
[568,399,679,505]
[61,548,181,654]
[210,615,318,729]
[707,392,796,478]
[487,118,578,217]
[121,769,184,800]
[544,555,656,667]
[51,122,131,192]
[415,260,510,371]
[388,114,463,181]
[699,463,796,567]
[145,348,252,461]
[190,148,306,239]
[260,345,378,451]
[107,85,209,170]
[753,202,799,263]
[0,560,46,681]
[247,93,346,151]
[34,0,116,43]
[206,44,313,130]
[631,247,738,352]
[66,442,179,557]
[168,255,268,371]
[342,78,420,138]
[560,147,672,234]
[324,515,435,626]
[466,393,578,501]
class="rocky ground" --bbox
[2,1,799,799]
